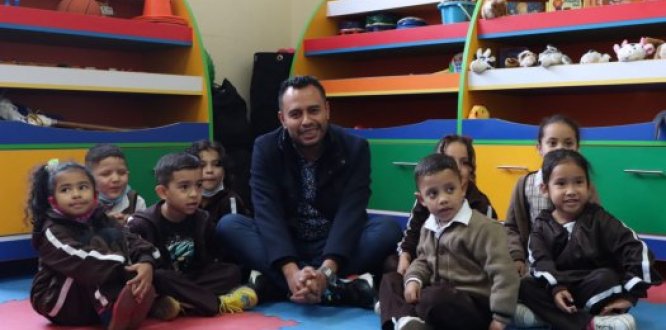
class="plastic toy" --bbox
[468,105,490,119]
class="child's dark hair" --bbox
[278,75,326,110]
[414,153,461,189]
[154,152,202,186]
[185,139,231,187]
[85,143,126,168]
[542,149,591,186]
[537,114,581,145]
[26,161,96,233]
[435,134,477,180]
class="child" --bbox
[85,144,147,225]
[379,153,518,330]
[396,134,497,275]
[520,149,662,330]
[185,139,250,224]
[28,160,158,329]
[128,152,257,320]
[505,115,599,276]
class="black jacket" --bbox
[250,125,371,268]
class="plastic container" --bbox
[437,1,475,24]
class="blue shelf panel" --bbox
[0,122,209,145]
[345,119,456,140]
[462,119,664,141]
[0,236,35,262]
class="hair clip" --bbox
[45,158,59,172]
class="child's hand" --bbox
[489,320,506,330]
[397,253,412,275]
[125,262,153,303]
[554,289,577,314]
[514,260,527,277]
[601,298,632,315]
[404,281,421,304]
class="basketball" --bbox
[56,0,103,16]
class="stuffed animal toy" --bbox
[517,50,537,67]
[538,45,572,67]
[468,105,490,119]
[580,50,611,64]
[614,40,651,62]
[504,58,519,68]
[481,0,507,19]
[640,37,665,59]
[470,48,495,73]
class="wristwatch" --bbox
[319,266,337,286]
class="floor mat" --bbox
[1,276,664,330]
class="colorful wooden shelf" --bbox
[477,0,666,39]
[0,63,202,95]
[0,5,192,47]
[468,60,666,91]
[304,22,468,56]
[322,73,459,97]
[327,0,441,17]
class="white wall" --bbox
[189,0,321,103]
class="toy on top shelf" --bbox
[538,45,572,67]
[470,48,496,73]
[613,39,652,61]
[579,50,611,64]
[481,0,508,19]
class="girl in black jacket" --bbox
[28,160,158,330]
[520,150,662,330]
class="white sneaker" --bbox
[512,303,548,328]
[591,313,636,330]
[392,316,431,330]
[374,301,381,315]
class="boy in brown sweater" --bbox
[378,153,519,330]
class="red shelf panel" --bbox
[478,0,666,37]
[0,5,192,46]
[304,22,468,55]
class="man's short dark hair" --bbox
[154,152,201,186]
[277,75,327,110]
[85,143,126,168]
[414,153,461,189]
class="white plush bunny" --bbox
[470,48,495,73]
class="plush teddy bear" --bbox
[470,48,495,73]
[580,50,611,64]
[538,45,572,67]
[614,39,652,62]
